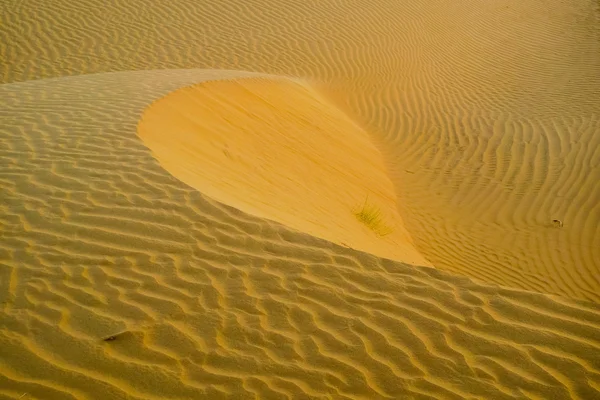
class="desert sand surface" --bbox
[1,0,600,399]
[138,77,430,265]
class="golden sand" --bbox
[1,0,600,398]
[1,0,598,300]
[138,78,430,265]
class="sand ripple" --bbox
[1,70,600,399]
[2,0,599,301]
[2,0,600,397]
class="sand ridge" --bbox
[1,0,600,397]
[1,70,600,399]
[138,77,430,265]
[3,0,598,300]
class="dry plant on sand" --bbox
[353,196,393,237]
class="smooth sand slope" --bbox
[138,77,430,265]
[1,0,599,301]
[1,70,600,399]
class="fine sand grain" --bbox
[1,0,600,398]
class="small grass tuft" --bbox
[353,196,394,237]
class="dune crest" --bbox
[138,77,430,266]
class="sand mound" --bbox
[1,69,600,400]
[2,0,600,396]
[1,0,599,301]
[138,77,429,265]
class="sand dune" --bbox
[138,77,430,265]
[1,0,600,398]
[1,69,599,400]
[2,0,598,300]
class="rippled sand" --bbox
[1,0,599,398]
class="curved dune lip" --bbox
[137,73,431,266]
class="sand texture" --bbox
[138,77,430,265]
[1,0,600,398]
[2,0,599,301]
[1,67,599,400]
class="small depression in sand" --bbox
[138,77,430,266]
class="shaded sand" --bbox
[138,77,429,265]
[2,70,600,399]
[1,0,599,301]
